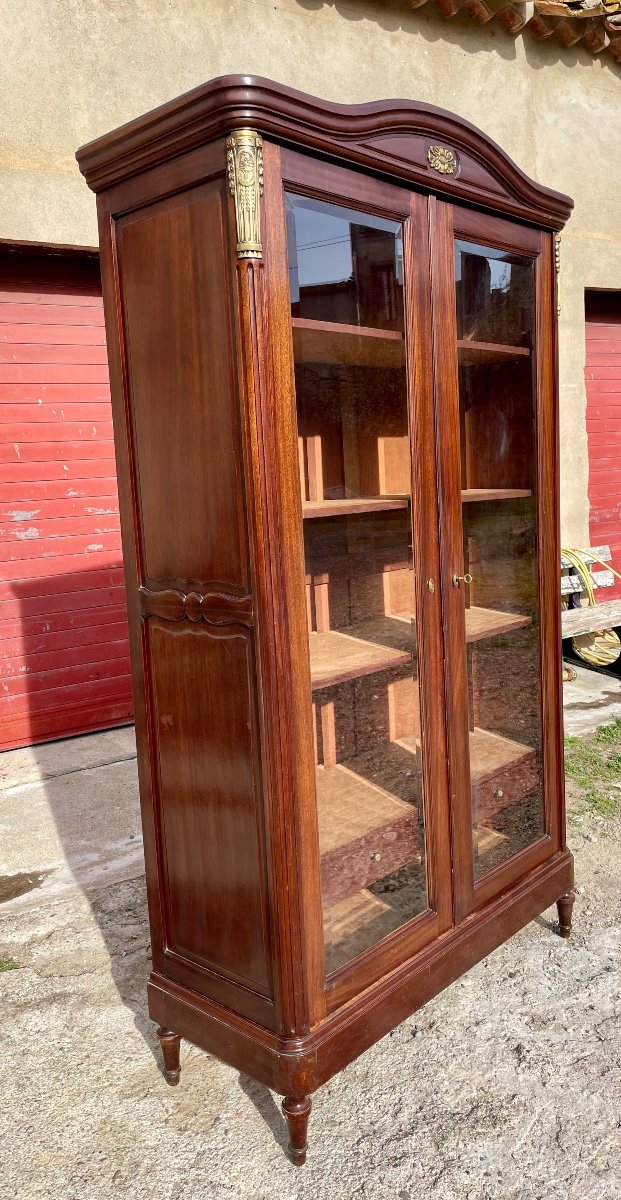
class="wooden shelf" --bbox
[462,488,532,503]
[316,723,536,909]
[310,623,411,691]
[303,496,409,519]
[469,728,538,821]
[316,763,418,907]
[391,606,531,643]
[292,317,405,369]
[310,607,530,694]
[464,606,531,642]
[457,339,531,364]
[398,726,537,822]
[323,888,392,949]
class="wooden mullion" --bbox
[405,191,454,937]
[428,197,476,923]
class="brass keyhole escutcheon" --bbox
[452,572,473,587]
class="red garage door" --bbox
[0,251,132,751]
[586,292,621,600]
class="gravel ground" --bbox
[0,728,620,1199]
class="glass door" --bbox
[281,164,452,995]
[432,201,558,918]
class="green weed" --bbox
[0,955,19,972]
[565,720,621,819]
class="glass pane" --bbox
[456,240,533,348]
[287,192,429,975]
[454,239,545,880]
[289,195,404,331]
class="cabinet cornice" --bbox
[76,74,572,230]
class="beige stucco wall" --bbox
[2,0,620,544]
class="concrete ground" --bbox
[1,668,620,1200]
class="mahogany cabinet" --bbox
[77,76,575,1165]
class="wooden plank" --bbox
[0,302,105,326]
[0,636,130,677]
[0,383,110,403]
[398,726,537,822]
[292,319,405,369]
[0,603,128,641]
[457,339,531,363]
[310,606,530,696]
[0,530,121,565]
[0,439,117,466]
[0,343,109,365]
[561,598,621,637]
[0,617,128,658]
[316,763,419,907]
[0,458,119,485]
[469,728,538,822]
[560,569,614,593]
[0,402,114,424]
[0,514,120,541]
[464,606,531,641]
[323,889,392,946]
[0,496,119,522]
[462,488,532,502]
[303,496,409,518]
[0,322,106,345]
[309,625,411,690]
[0,656,131,699]
[0,365,110,385]
[560,545,610,565]
[392,606,531,641]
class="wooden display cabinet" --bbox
[77,76,575,1166]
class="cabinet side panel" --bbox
[117,183,249,589]
[106,175,275,1025]
[148,621,271,993]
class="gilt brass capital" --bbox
[226,129,264,260]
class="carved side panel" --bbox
[148,620,272,996]
[112,174,275,1026]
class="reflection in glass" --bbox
[455,240,533,348]
[454,240,545,879]
[286,193,429,974]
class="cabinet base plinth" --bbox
[147,848,573,1161]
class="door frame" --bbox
[267,147,454,1012]
[430,200,563,922]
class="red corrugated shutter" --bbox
[0,252,132,750]
[586,292,621,600]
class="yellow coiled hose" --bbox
[561,548,621,667]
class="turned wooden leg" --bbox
[557,891,575,939]
[282,1095,312,1166]
[156,1026,181,1085]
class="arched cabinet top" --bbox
[77,74,573,230]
